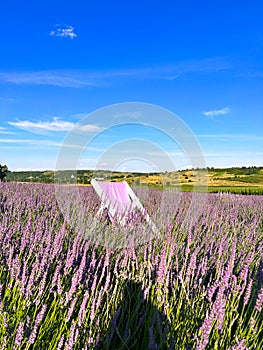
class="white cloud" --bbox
[0,71,91,88]
[0,126,14,134]
[0,138,60,146]
[8,117,101,134]
[50,25,77,39]
[0,57,231,88]
[13,167,52,171]
[203,107,230,118]
[78,124,102,132]
[9,118,73,132]
[0,130,14,135]
[197,133,263,141]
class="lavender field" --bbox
[0,182,263,349]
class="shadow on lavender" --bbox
[96,279,173,350]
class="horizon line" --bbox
[8,164,263,173]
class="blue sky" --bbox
[0,0,262,171]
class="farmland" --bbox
[0,181,263,349]
[6,166,263,195]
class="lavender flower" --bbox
[14,321,25,347]
[255,286,263,312]
[243,278,253,305]
[1,181,263,349]
[78,290,89,327]
[66,296,78,322]
[227,338,249,350]
[239,251,254,283]
[156,247,167,285]
[65,322,77,350]
[185,248,198,286]
[27,304,47,344]
[51,261,62,290]
[57,334,65,350]
[89,295,97,322]
[196,316,213,350]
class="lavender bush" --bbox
[0,182,263,349]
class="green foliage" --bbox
[0,164,8,181]
[4,166,263,196]
[209,186,263,195]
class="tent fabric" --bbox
[91,179,159,235]
[96,181,132,213]
[97,181,131,204]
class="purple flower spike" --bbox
[255,286,263,312]
[14,321,25,347]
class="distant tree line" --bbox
[0,164,9,181]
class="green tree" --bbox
[0,164,8,181]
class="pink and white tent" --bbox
[91,179,159,235]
